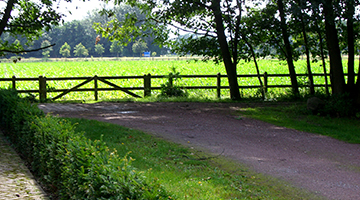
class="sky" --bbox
[55,0,105,22]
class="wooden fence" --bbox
[0,72,335,101]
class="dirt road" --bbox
[38,102,360,200]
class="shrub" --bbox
[0,88,172,199]
[319,93,355,117]
[30,116,78,195]
[0,88,44,160]
[159,67,188,98]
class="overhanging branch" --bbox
[0,43,55,54]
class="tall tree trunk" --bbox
[322,0,346,95]
[212,0,241,100]
[295,0,314,95]
[242,35,264,98]
[317,27,330,96]
[277,0,299,96]
[356,59,360,108]
[346,0,355,95]
[299,13,315,95]
[313,13,330,96]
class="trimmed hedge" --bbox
[0,88,172,199]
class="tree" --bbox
[95,0,244,100]
[132,39,147,56]
[276,0,300,96]
[292,0,315,95]
[95,44,105,57]
[60,42,71,58]
[92,0,360,106]
[0,0,63,57]
[73,43,89,57]
[41,40,53,59]
[110,41,123,57]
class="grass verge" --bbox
[239,102,360,144]
[66,117,325,199]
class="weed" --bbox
[160,67,188,98]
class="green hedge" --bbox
[0,88,172,199]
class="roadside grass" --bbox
[239,102,360,144]
[65,117,324,200]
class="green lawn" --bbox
[239,102,360,144]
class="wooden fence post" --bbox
[12,75,16,90]
[217,73,221,98]
[94,75,98,101]
[144,73,151,97]
[263,72,268,95]
[39,76,47,101]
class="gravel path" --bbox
[37,102,360,200]
[0,131,48,200]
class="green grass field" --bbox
[0,58,357,100]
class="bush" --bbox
[0,88,44,159]
[159,68,188,98]
[319,93,355,117]
[0,88,172,199]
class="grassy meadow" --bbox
[0,58,357,100]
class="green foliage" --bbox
[0,88,44,156]
[109,41,123,57]
[59,42,71,58]
[160,67,187,98]
[0,0,64,56]
[41,40,53,59]
[94,44,105,57]
[73,43,89,57]
[132,39,148,56]
[0,89,172,199]
[319,93,355,117]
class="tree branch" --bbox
[168,23,217,38]
[0,43,56,54]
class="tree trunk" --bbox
[356,60,360,108]
[317,26,330,96]
[0,0,15,36]
[346,0,356,102]
[277,0,299,96]
[212,0,241,100]
[298,9,314,94]
[243,35,264,98]
[322,0,346,95]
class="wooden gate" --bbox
[50,75,142,101]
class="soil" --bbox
[38,102,360,200]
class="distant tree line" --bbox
[1,5,169,59]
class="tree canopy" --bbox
[94,0,360,106]
[0,3,168,59]
[0,0,67,57]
